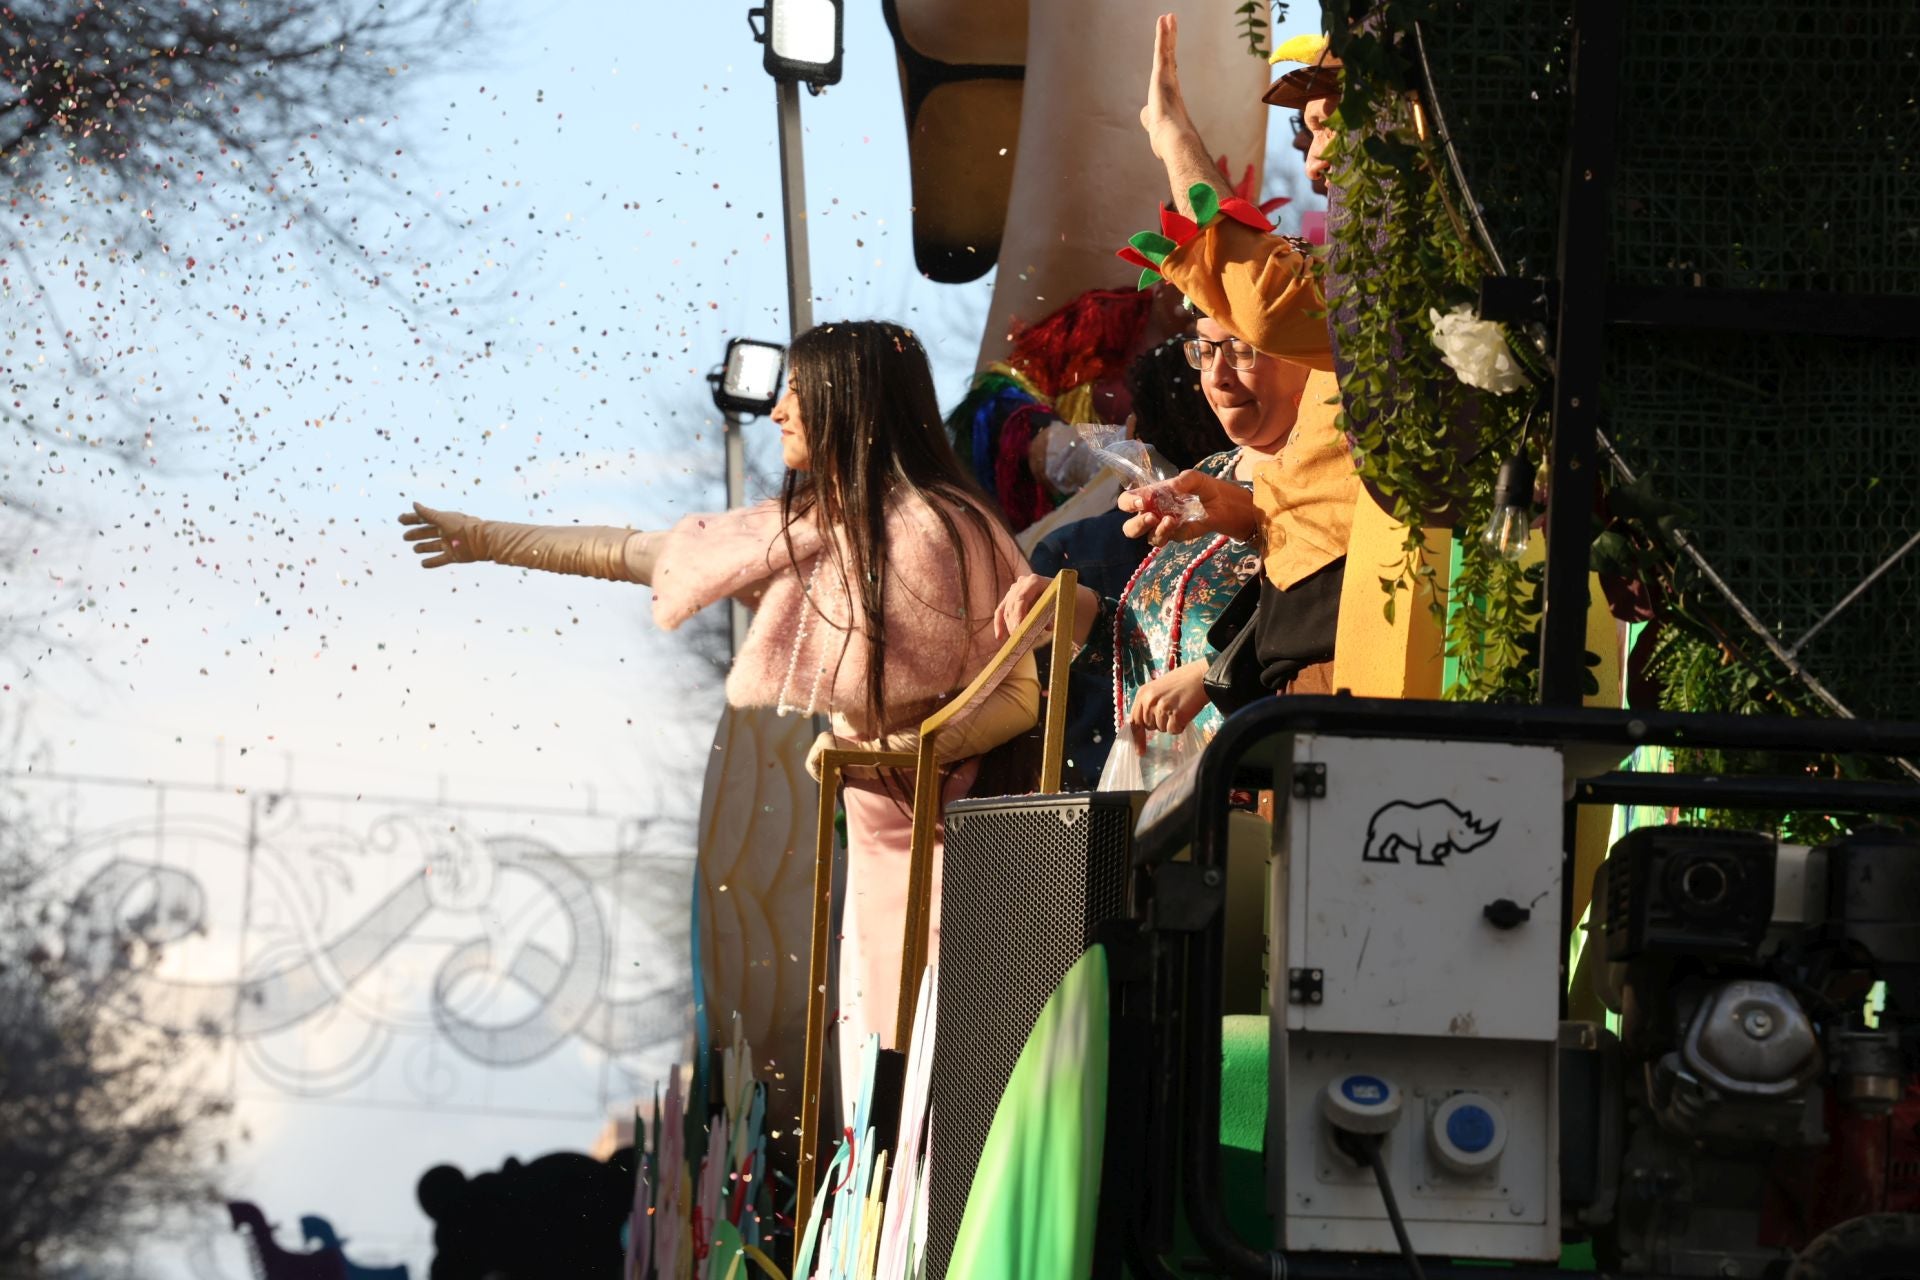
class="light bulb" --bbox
[1482,503,1532,561]
[1480,451,1534,562]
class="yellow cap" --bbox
[1269,33,1330,67]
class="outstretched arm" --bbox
[400,503,663,584]
[1140,13,1230,219]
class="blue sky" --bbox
[5,0,1318,1272]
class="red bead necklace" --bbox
[1111,533,1232,732]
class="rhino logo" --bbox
[1362,800,1500,866]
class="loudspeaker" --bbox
[921,790,1140,1280]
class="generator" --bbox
[1107,695,1920,1280]
[1271,735,1564,1261]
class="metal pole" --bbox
[725,413,750,656]
[1539,0,1622,706]
[720,81,814,660]
[774,66,835,1199]
[776,78,814,335]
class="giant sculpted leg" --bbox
[890,0,1269,359]
[978,1,1268,366]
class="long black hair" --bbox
[779,320,1011,736]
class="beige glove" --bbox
[806,653,1042,782]
[400,503,663,584]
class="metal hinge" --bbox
[1288,967,1324,1005]
[1292,762,1327,799]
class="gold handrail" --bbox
[793,569,1079,1235]
[893,569,1078,1044]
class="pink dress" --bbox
[651,492,1033,1086]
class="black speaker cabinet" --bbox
[921,790,1140,1280]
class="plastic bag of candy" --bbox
[1074,423,1207,522]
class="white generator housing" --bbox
[1268,734,1565,1260]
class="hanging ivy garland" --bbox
[1319,8,1554,701]
[1236,0,1290,59]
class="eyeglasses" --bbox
[1290,112,1306,137]
[1183,336,1258,371]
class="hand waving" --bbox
[1140,13,1198,158]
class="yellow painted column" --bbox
[1328,494,1452,698]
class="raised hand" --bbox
[1140,13,1198,159]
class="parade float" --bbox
[616,0,1920,1277]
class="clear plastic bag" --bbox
[1097,730,1146,792]
[1075,423,1206,523]
[1038,420,1103,496]
[1097,724,1208,792]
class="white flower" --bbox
[1428,304,1532,395]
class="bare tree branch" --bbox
[0,0,475,661]
[0,804,229,1269]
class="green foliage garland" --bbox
[1320,10,1546,701]
[1601,478,1904,836]
[1236,1,1288,59]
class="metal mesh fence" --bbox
[1610,1,1920,296]
[1420,0,1920,720]
[1607,330,1920,719]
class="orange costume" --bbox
[1127,206,1360,607]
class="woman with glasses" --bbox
[995,315,1310,784]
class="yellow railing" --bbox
[794,569,1079,1232]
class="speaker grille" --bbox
[921,792,1135,1279]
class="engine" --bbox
[1584,825,1920,1277]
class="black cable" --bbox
[1334,1130,1428,1280]
[1361,1141,1427,1280]
[1410,19,1509,278]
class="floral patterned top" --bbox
[1076,448,1263,750]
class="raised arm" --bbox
[1139,13,1231,220]
[1137,13,1333,368]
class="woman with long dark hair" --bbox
[398,320,1035,1079]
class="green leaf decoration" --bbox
[1127,230,1175,264]
[1138,267,1161,291]
[1188,184,1220,227]
[1236,0,1269,57]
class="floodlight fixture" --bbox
[710,337,786,418]
[748,0,844,90]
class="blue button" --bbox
[1340,1074,1390,1106]
[1446,1104,1497,1153]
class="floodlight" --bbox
[710,337,786,417]
[748,0,844,88]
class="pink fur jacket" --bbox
[650,493,1031,733]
